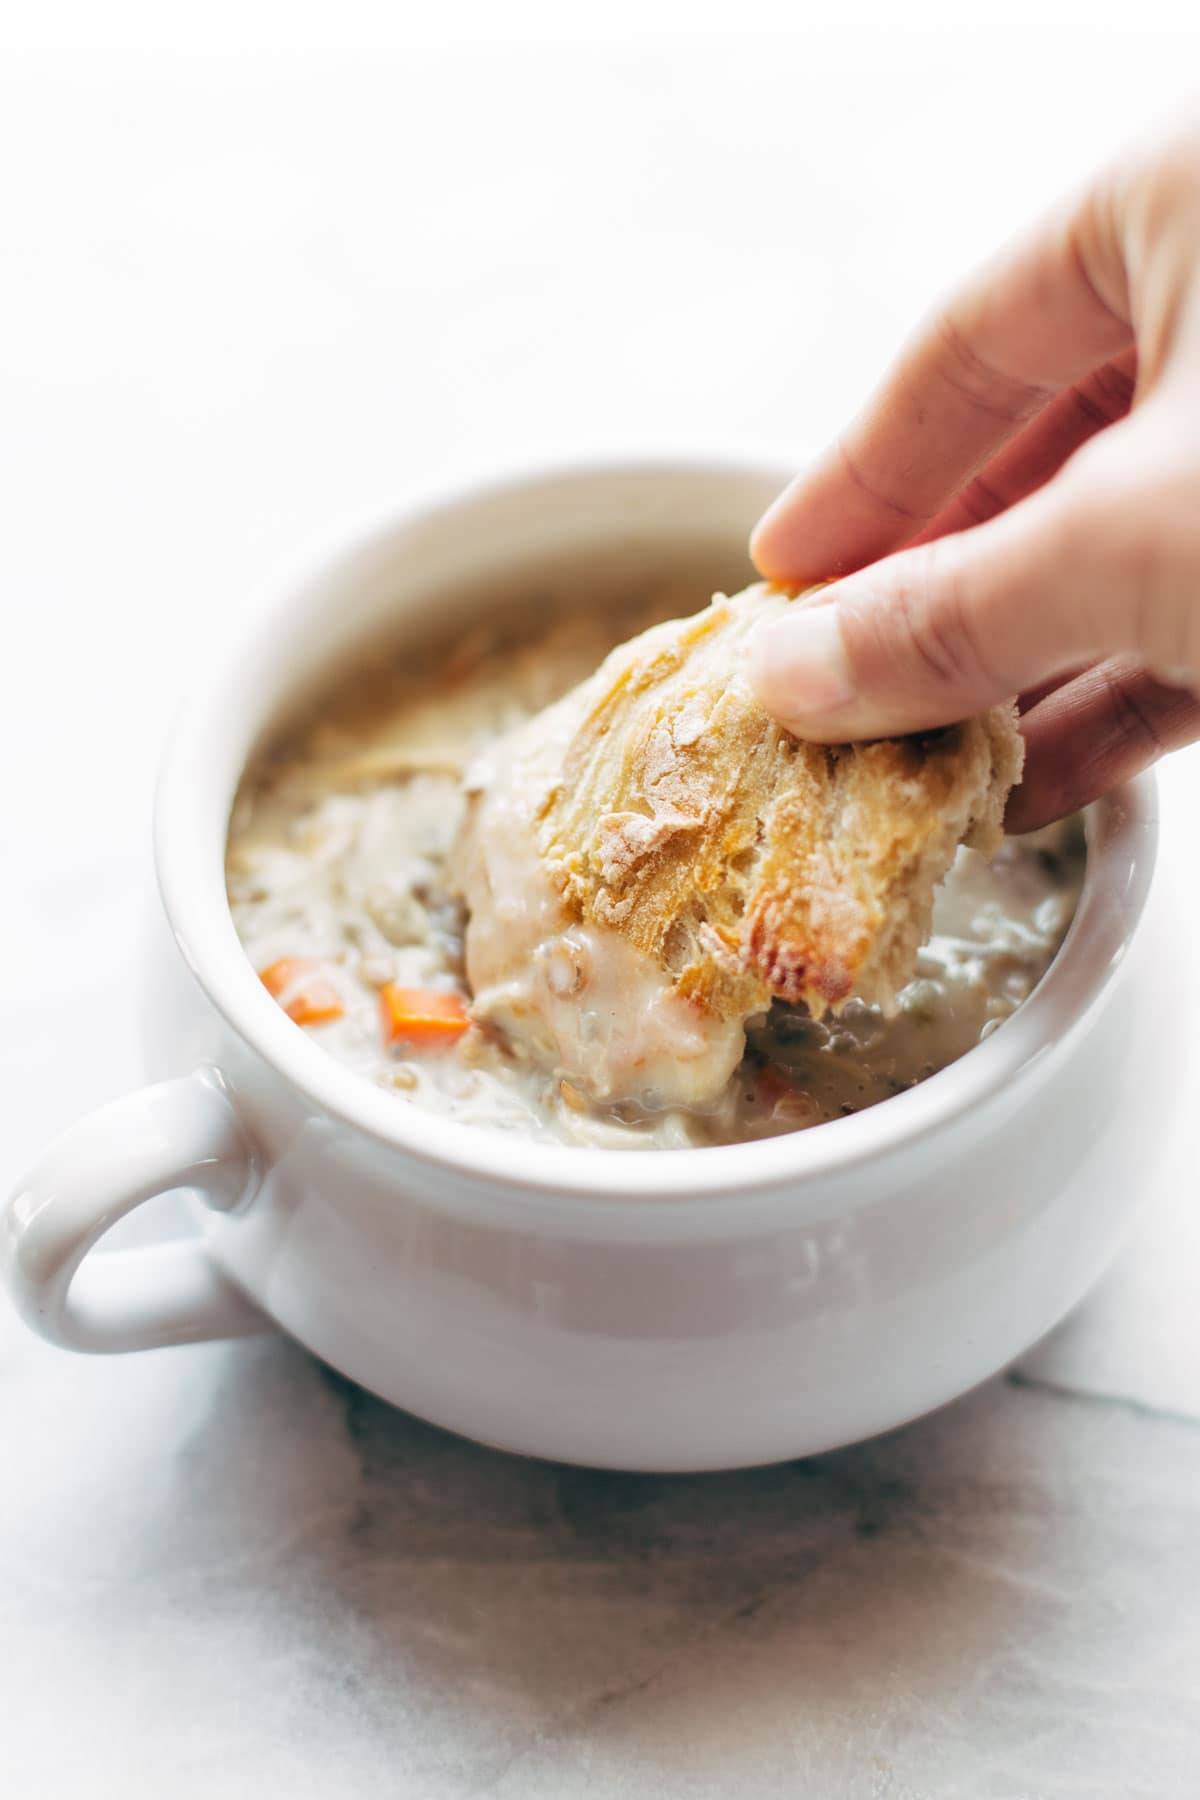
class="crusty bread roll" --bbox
[453,583,1023,1107]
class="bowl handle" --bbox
[2,1069,272,1353]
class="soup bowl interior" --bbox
[156,459,1158,1218]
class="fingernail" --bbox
[751,607,855,717]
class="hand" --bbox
[749,122,1200,831]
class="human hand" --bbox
[750,122,1200,831]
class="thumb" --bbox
[750,419,1198,740]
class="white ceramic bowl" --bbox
[2,461,1171,1470]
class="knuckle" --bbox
[1095,662,1167,764]
[929,308,1051,424]
[841,541,999,697]
[1072,358,1137,431]
[835,437,921,525]
[952,472,1009,530]
[1089,357,1138,417]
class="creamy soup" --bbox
[227,577,1085,1150]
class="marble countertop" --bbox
[5,13,1200,1794]
[4,1150,1200,1798]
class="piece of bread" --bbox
[453,582,1023,1104]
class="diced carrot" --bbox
[260,956,313,998]
[283,984,345,1026]
[259,957,345,1026]
[380,983,470,1048]
[754,1063,796,1106]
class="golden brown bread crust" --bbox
[460,583,1024,1025]
[739,703,1023,1013]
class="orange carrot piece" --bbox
[259,956,314,997]
[754,1063,796,1106]
[380,983,470,1048]
[282,984,345,1027]
[259,957,345,1027]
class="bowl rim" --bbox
[154,454,1160,1212]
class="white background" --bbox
[3,8,1200,1794]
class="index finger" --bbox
[751,177,1134,583]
